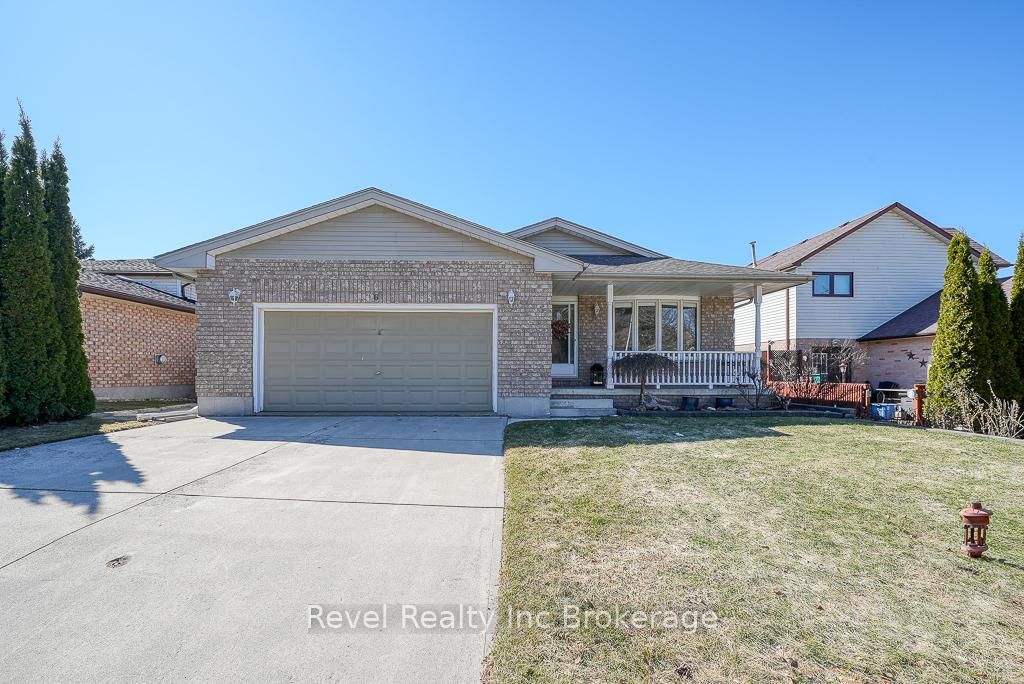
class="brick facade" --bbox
[576,295,608,383]
[195,259,551,415]
[863,336,933,389]
[699,296,735,351]
[81,293,196,400]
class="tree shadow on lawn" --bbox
[503,415,840,449]
[0,434,144,514]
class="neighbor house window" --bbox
[812,272,854,297]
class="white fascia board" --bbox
[509,217,667,258]
[153,188,582,273]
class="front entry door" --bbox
[551,302,577,378]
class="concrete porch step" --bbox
[549,407,617,417]
[549,398,614,409]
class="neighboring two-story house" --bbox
[734,202,1010,387]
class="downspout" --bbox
[785,289,791,350]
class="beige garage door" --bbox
[262,311,492,413]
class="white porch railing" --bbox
[610,351,758,387]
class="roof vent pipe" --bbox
[749,241,758,267]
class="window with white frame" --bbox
[614,299,698,351]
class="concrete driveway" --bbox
[0,416,506,682]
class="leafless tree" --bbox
[931,381,1023,439]
[612,353,677,409]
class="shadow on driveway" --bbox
[0,436,143,513]
[210,415,507,457]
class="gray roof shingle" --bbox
[81,259,172,274]
[860,277,1013,341]
[78,270,195,311]
[574,254,799,279]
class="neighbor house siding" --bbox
[794,211,951,340]
[194,259,551,416]
[225,205,529,262]
[130,277,184,297]
[519,228,631,256]
[81,293,196,400]
[734,286,796,350]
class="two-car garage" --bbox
[258,309,494,413]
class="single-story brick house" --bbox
[153,188,808,417]
[859,276,1013,389]
[79,260,197,400]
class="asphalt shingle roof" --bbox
[574,254,798,278]
[860,277,1013,341]
[81,259,172,274]
[79,270,195,311]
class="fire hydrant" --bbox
[960,501,992,559]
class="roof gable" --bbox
[153,188,582,273]
[756,203,1010,271]
[507,218,666,258]
[520,227,631,256]
[224,205,529,262]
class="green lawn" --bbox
[489,417,1024,683]
[0,416,149,451]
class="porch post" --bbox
[753,285,763,380]
[606,281,614,389]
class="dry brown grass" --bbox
[0,417,149,452]
[489,417,1024,683]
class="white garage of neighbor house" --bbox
[153,188,807,417]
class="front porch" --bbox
[549,276,775,390]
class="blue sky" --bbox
[2,1,1021,269]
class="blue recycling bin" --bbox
[871,403,897,420]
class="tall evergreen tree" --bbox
[1011,233,1024,401]
[0,133,8,420]
[977,249,1021,401]
[926,233,986,421]
[0,107,64,424]
[42,140,94,417]
[72,218,94,260]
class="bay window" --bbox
[614,299,698,352]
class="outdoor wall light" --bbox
[154,354,168,365]
[228,288,241,304]
[593,303,601,316]
[506,289,516,305]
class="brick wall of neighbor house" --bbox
[700,296,735,351]
[80,293,196,400]
[194,259,552,416]
[863,337,933,389]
